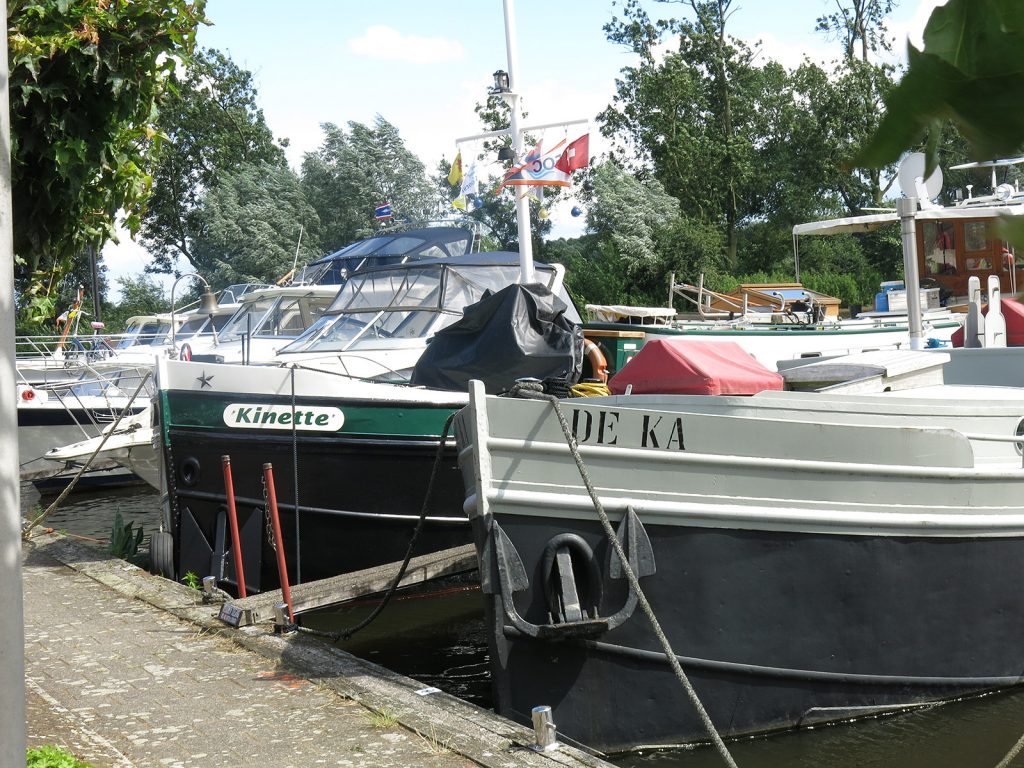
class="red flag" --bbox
[555,134,590,173]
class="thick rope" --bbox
[24,369,154,538]
[995,730,1024,768]
[297,412,457,642]
[537,391,739,768]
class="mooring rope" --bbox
[994,729,1024,767]
[508,383,739,768]
[296,412,457,643]
[24,369,154,538]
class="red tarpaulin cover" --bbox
[950,298,1024,347]
[608,339,784,395]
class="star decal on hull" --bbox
[196,371,214,389]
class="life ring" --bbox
[179,343,192,361]
[583,338,609,383]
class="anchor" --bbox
[481,507,656,641]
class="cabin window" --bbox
[962,221,991,270]
[923,221,957,275]
[964,221,990,252]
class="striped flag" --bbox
[498,140,570,190]
[374,203,393,220]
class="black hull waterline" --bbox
[474,514,1024,753]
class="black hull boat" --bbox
[157,363,470,591]
[454,379,1024,752]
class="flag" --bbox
[374,202,393,220]
[451,195,467,211]
[460,162,478,197]
[448,150,463,186]
[555,133,590,174]
[498,140,570,190]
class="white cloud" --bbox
[101,225,176,303]
[889,0,948,52]
[348,25,465,64]
[749,31,836,71]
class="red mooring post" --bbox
[262,462,294,622]
[221,455,247,598]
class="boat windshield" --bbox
[279,262,549,355]
[218,293,334,342]
[114,320,172,349]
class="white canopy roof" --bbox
[792,212,897,237]
[793,201,1024,238]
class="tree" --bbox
[189,162,321,287]
[601,0,780,272]
[102,275,169,333]
[815,0,896,62]
[140,47,286,273]
[300,117,442,252]
[8,0,207,326]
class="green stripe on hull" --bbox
[163,389,457,438]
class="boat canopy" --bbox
[279,252,580,355]
[292,227,474,286]
[792,212,898,237]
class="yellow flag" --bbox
[448,150,463,186]
[452,195,467,211]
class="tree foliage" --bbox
[102,274,168,333]
[301,117,441,252]
[190,161,321,287]
[589,0,913,301]
[8,0,207,324]
[140,47,286,273]
[815,0,895,62]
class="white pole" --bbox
[897,197,925,349]
[502,0,535,284]
[0,3,27,763]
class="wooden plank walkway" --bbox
[224,543,479,626]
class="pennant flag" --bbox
[498,140,570,190]
[460,162,478,197]
[448,150,463,186]
[451,195,467,211]
[374,202,393,220]
[555,133,590,174]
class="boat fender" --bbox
[583,339,609,384]
[179,456,201,487]
[540,533,603,624]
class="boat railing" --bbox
[961,432,1024,468]
[28,364,154,438]
[669,274,787,320]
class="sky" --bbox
[102,0,945,299]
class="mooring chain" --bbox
[542,394,740,768]
[261,473,276,552]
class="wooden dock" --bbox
[222,543,478,626]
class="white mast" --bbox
[502,0,535,284]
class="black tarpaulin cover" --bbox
[410,283,583,393]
